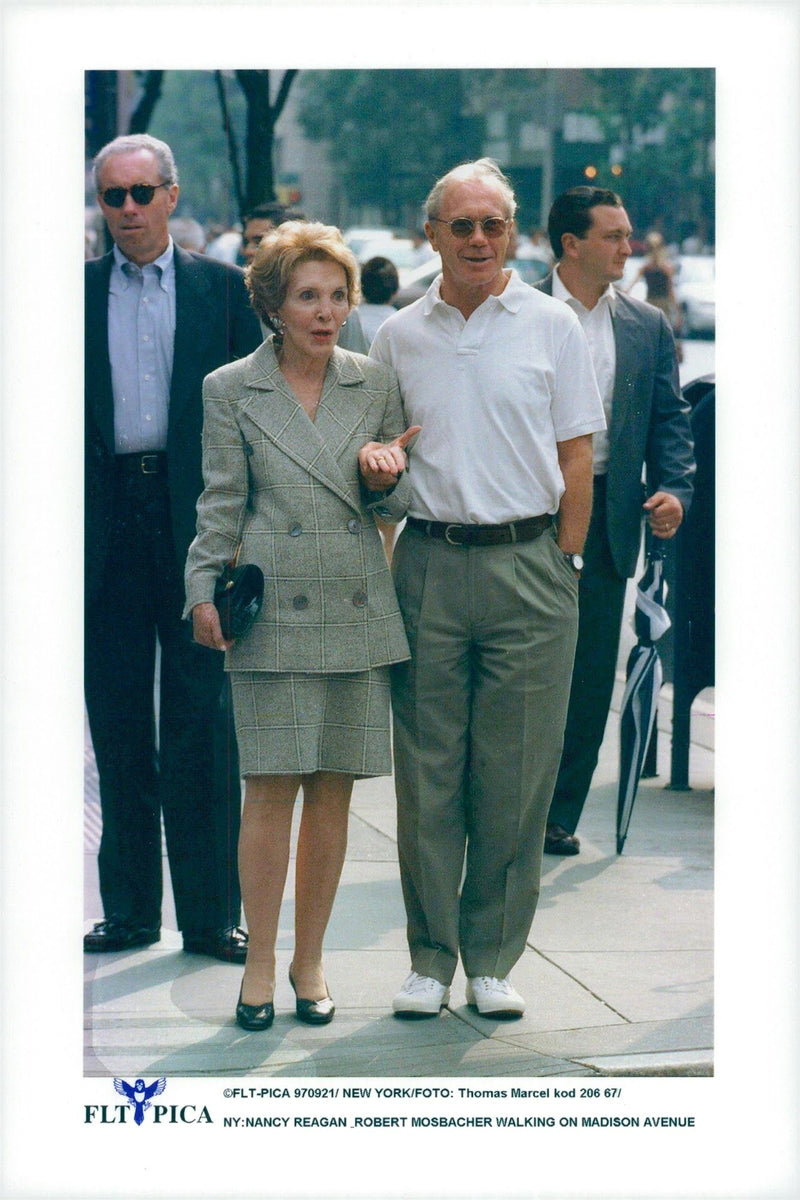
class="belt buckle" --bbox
[444,523,467,546]
[140,454,159,475]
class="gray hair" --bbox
[425,158,517,221]
[93,133,179,191]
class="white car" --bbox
[343,227,397,259]
[621,254,715,339]
[674,255,715,338]
[353,237,425,276]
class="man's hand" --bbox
[358,425,421,491]
[192,601,233,651]
[644,491,684,539]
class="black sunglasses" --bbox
[430,216,509,239]
[100,182,171,209]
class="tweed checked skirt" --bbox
[230,667,392,777]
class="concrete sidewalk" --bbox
[84,662,713,1080]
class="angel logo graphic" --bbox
[113,1077,167,1125]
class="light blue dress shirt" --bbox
[108,239,176,453]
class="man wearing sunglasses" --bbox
[370,159,605,1018]
[85,134,262,961]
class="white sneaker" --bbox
[393,971,451,1016]
[466,975,525,1018]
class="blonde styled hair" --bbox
[246,220,360,328]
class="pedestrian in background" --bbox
[537,187,695,856]
[370,159,605,1019]
[185,220,414,1031]
[626,230,684,361]
[84,134,262,960]
[240,200,288,267]
[358,255,400,345]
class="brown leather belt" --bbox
[115,452,167,476]
[407,513,552,547]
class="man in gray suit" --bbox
[537,187,695,855]
[84,134,262,956]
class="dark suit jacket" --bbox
[85,246,263,602]
[536,274,695,578]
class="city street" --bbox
[82,333,715,1080]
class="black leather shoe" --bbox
[289,966,335,1025]
[235,985,274,1031]
[544,824,580,856]
[84,919,160,953]
[183,925,248,963]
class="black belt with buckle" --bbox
[115,452,167,476]
[407,513,552,547]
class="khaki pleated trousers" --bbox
[390,524,579,985]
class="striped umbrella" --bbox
[616,544,671,854]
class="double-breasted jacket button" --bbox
[292,595,309,610]
[289,524,303,537]
[347,518,362,534]
[352,590,368,608]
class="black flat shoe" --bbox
[235,985,274,1031]
[289,966,335,1025]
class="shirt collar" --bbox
[423,267,524,316]
[112,237,175,286]
[553,263,617,314]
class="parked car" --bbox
[351,237,435,285]
[392,253,549,308]
[674,255,715,338]
[343,227,397,259]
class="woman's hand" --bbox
[358,425,421,491]
[192,602,234,651]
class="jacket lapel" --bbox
[241,342,365,514]
[610,295,641,446]
[170,247,215,428]
[85,253,116,452]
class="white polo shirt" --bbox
[370,269,606,524]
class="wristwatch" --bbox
[562,552,584,574]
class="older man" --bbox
[370,160,606,1017]
[537,188,695,856]
[84,134,262,959]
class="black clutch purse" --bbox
[214,547,264,641]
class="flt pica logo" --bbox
[84,1078,213,1125]
[115,1077,167,1124]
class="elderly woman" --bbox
[184,221,417,1031]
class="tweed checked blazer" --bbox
[184,338,411,674]
[537,274,695,578]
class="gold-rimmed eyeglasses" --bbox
[430,216,509,239]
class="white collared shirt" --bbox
[552,265,616,475]
[370,269,605,524]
